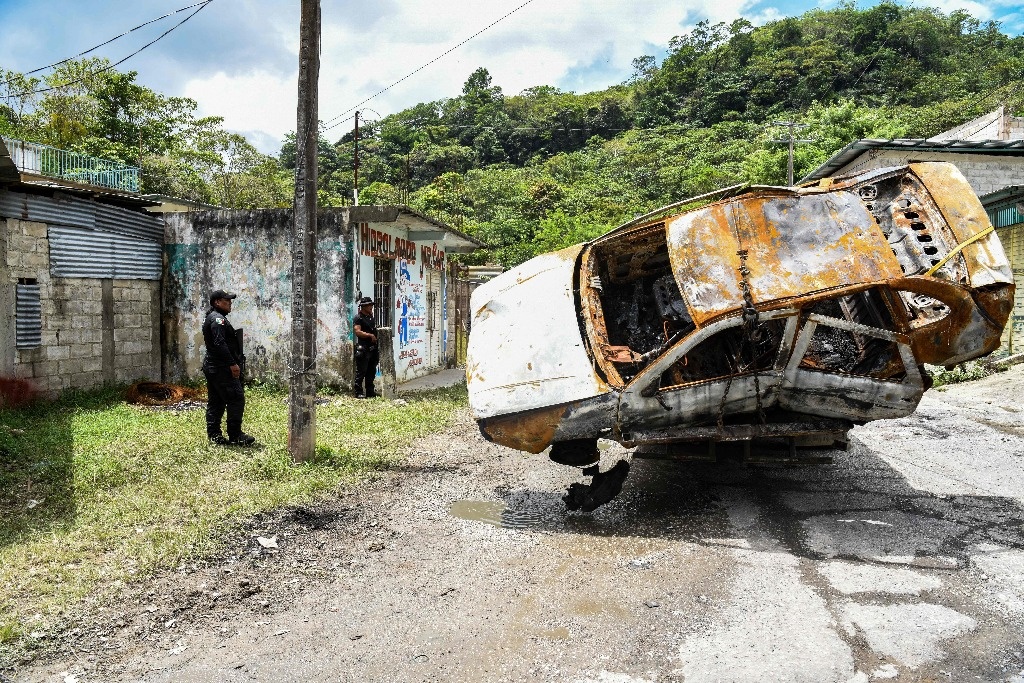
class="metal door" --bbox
[426,269,443,368]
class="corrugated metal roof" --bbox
[49,226,162,280]
[801,139,1024,183]
[0,189,163,241]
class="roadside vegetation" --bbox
[928,361,1007,388]
[0,383,466,662]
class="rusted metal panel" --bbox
[478,404,568,454]
[466,244,609,420]
[667,191,901,324]
[909,162,1013,288]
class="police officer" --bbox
[353,296,379,398]
[203,289,256,446]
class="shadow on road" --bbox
[502,440,1024,565]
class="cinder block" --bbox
[72,343,95,359]
[80,357,103,373]
[49,345,71,360]
[23,222,47,239]
[32,360,59,378]
[58,359,82,375]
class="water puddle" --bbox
[449,500,543,529]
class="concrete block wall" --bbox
[1,217,161,394]
[840,151,1024,196]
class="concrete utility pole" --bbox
[771,121,812,186]
[289,0,321,463]
[353,110,360,206]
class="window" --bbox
[373,258,393,328]
[660,318,785,389]
[15,278,41,349]
[798,291,906,380]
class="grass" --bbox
[927,360,1006,389]
[0,382,466,663]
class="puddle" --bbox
[449,500,543,529]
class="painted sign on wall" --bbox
[358,222,416,262]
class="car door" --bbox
[617,309,799,443]
[778,289,924,421]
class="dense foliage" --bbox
[0,58,291,207]
[2,2,1021,266]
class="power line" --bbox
[7,0,215,98]
[9,1,213,84]
[321,0,537,133]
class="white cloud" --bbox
[922,0,993,20]
[180,0,774,153]
[1,0,1018,155]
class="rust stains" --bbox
[479,404,568,454]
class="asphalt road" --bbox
[20,366,1024,683]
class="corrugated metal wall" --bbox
[0,189,163,279]
[15,282,41,348]
[0,190,161,240]
[48,226,162,279]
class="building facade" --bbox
[0,188,164,394]
[984,186,1024,353]
[162,206,482,387]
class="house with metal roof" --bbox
[800,106,1024,196]
[802,106,1024,355]
[0,137,165,396]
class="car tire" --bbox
[549,438,600,467]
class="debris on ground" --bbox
[125,382,206,407]
[0,376,39,409]
[564,460,631,513]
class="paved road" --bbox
[21,367,1024,682]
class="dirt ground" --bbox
[12,366,1024,683]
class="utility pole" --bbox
[771,121,812,186]
[353,110,359,206]
[289,0,320,463]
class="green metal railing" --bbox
[2,137,140,193]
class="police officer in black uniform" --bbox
[353,296,379,398]
[203,289,256,445]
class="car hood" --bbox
[466,244,609,419]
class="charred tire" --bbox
[549,438,600,467]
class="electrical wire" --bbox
[8,1,213,84]
[6,0,215,98]
[321,0,537,133]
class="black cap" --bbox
[357,296,374,307]
[210,289,238,305]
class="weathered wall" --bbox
[354,220,447,383]
[834,151,1024,196]
[162,210,355,386]
[1,217,160,393]
[997,220,1024,354]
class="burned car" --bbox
[467,163,1013,508]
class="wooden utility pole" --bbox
[289,0,321,463]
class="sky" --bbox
[0,0,1020,155]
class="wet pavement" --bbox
[17,367,1024,683]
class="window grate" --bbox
[373,258,393,329]
[16,279,42,349]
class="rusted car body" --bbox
[467,163,1014,467]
